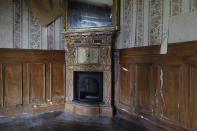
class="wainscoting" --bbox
[0,49,66,115]
[115,41,197,131]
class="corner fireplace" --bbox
[65,32,113,116]
[73,72,103,104]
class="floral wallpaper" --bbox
[122,0,133,48]
[29,10,41,49]
[191,0,197,12]
[115,0,197,49]
[136,0,144,46]
[170,0,182,16]
[12,0,64,50]
[47,23,55,50]
[2,0,197,50]
[149,0,163,45]
[13,0,22,48]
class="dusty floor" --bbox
[0,109,150,131]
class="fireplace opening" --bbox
[74,72,103,104]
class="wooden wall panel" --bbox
[0,64,2,108]
[117,41,197,131]
[180,64,189,129]
[46,64,51,103]
[4,64,22,107]
[161,65,182,124]
[22,64,28,105]
[29,64,45,104]
[51,63,65,103]
[120,64,131,106]
[0,49,65,63]
[0,49,65,115]
[190,64,197,130]
[130,64,136,111]
[136,64,152,115]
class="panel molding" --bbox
[50,63,52,101]
[189,63,197,130]
[117,41,197,131]
[1,64,4,107]
[135,63,153,116]
[27,63,31,104]
[0,49,65,115]
[119,64,131,107]
[43,64,46,103]
[158,64,183,125]
[3,64,22,108]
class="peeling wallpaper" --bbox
[0,0,197,50]
[115,0,197,49]
[0,0,64,50]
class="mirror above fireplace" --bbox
[65,0,120,32]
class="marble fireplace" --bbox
[64,32,114,117]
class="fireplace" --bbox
[65,32,113,117]
[74,72,103,104]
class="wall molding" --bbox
[0,49,65,115]
[116,41,197,131]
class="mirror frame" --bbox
[64,0,120,32]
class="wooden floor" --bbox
[0,109,150,131]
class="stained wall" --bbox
[0,0,65,50]
[1,0,197,50]
[115,0,197,49]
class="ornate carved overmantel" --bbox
[64,31,114,117]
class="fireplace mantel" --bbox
[64,31,114,117]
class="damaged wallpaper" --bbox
[1,0,197,50]
[0,0,64,50]
[115,0,197,49]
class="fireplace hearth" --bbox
[74,72,103,104]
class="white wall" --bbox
[0,0,65,50]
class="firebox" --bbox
[73,72,103,104]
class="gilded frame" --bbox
[64,0,120,32]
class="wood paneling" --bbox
[116,41,197,131]
[120,64,130,106]
[51,64,65,103]
[161,65,181,124]
[4,64,22,107]
[0,48,65,63]
[0,64,2,108]
[136,64,152,115]
[22,64,28,105]
[190,64,197,130]
[0,49,65,115]
[29,64,45,104]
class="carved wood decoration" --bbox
[76,47,100,64]
[115,41,197,131]
[64,32,114,117]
